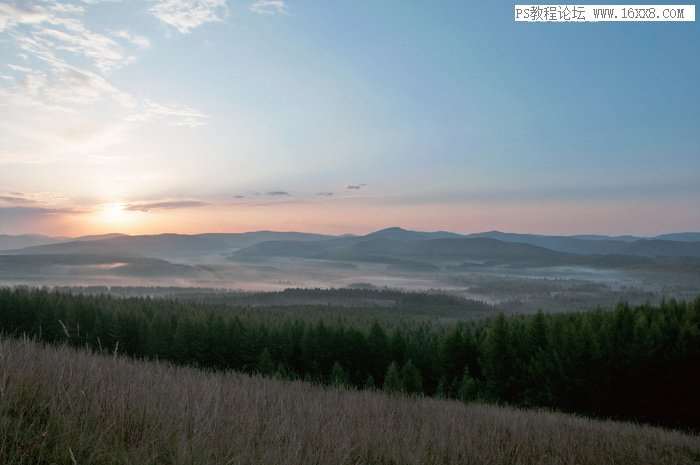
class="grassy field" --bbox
[0,338,698,465]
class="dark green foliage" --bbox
[458,368,478,402]
[330,362,348,387]
[0,287,699,429]
[383,362,403,394]
[400,360,422,395]
[257,348,275,375]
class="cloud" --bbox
[126,100,209,127]
[0,205,85,234]
[110,30,151,49]
[233,195,246,199]
[124,200,209,212]
[346,184,366,190]
[32,19,130,73]
[1,2,203,120]
[0,0,210,170]
[249,0,287,15]
[0,205,82,218]
[4,62,136,110]
[0,3,52,32]
[0,190,70,206]
[0,195,36,205]
[265,191,290,196]
[150,0,228,33]
[316,192,334,197]
[1,1,133,73]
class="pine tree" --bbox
[330,361,348,387]
[274,363,291,380]
[400,359,422,394]
[481,313,514,402]
[435,377,447,399]
[529,311,549,352]
[365,374,376,390]
[256,348,275,376]
[383,361,402,393]
[457,367,478,402]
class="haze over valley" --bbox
[1,226,698,313]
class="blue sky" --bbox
[0,1,698,235]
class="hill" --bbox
[1,336,698,465]
[3,229,700,279]
[0,234,65,250]
[364,226,464,241]
[467,231,633,255]
[656,233,700,242]
[1,231,332,261]
[0,254,200,278]
[232,235,574,266]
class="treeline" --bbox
[54,286,491,311]
[0,287,698,429]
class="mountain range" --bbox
[0,227,699,275]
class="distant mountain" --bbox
[74,233,130,242]
[0,254,200,278]
[466,231,632,255]
[4,228,700,272]
[232,228,700,270]
[365,227,463,241]
[619,239,700,258]
[0,234,65,251]
[466,231,700,257]
[1,232,333,262]
[570,234,641,242]
[655,233,700,242]
[233,235,575,267]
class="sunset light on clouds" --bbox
[1,1,699,237]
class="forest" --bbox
[0,287,698,430]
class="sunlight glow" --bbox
[99,203,130,225]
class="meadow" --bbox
[2,288,699,429]
[1,337,699,465]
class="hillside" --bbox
[2,288,698,428]
[0,234,65,250]
[232,236,574,266]
[4,229,700,265]
[467,231,700,257]
[0,254,200,278]
[2,231,332,261]
[1,337,698,465]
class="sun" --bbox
[100,203,128,224]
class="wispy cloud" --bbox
[1,1,133,73]
[0,195,36,205]
[150,0,228,33]
[124,200,209,212]
[0,205,84,219]
[249,0,287,15]
[346,184,366,190]
[0,1,207,133]
[110,30,151,49]
[265,191,290,196]
[0,205,83,234]
[3,61,135,111]
[0,3,53,32]
[126,100,209,127]
[316,192,334,197]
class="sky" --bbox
[0,1,698,237]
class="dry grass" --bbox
[0,338,698,465]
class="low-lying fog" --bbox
[2,255,697,314]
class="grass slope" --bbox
[0,338,698,465]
